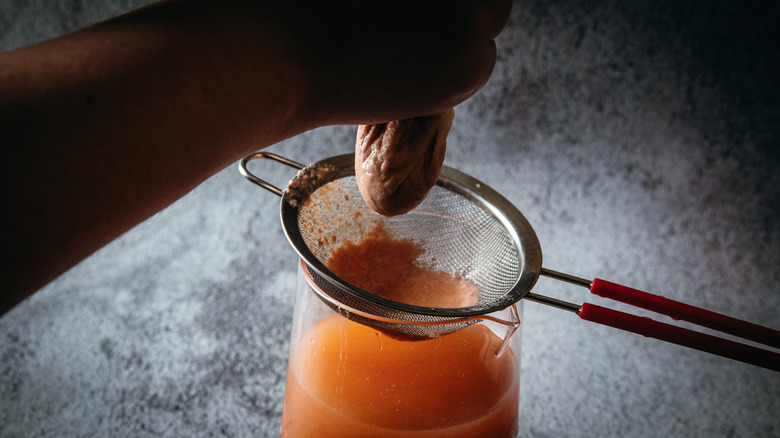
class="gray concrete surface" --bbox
[1,1,778,437]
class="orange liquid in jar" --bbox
[281,225,519,437]
[281,316,519,437]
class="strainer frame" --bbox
[241,151,780,369]
[251,152,542,319]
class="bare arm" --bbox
[0,0,510,313]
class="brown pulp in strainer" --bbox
[325,224,478,308]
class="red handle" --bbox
[578,303,780,372]
[590,278,780,349]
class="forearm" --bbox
[1,1,308,310]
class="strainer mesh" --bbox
[295,174,523,326]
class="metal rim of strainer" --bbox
[269,153,544,321]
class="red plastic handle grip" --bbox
[578,303,780,372]
[590,278,780,349]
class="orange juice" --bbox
[281,315,519,437]
[281,224,520,437]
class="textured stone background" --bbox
[1,1,778,437]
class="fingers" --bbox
[437,0,513,44]
[293,0,512,125]
[484,0,514,40]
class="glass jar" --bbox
[281,259,523,438]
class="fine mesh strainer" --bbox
[239,151,780,371]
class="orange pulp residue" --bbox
[326,225,479,308]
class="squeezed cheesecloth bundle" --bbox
[355,109,455,217]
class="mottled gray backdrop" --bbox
[1,1,778,437]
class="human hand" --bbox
[269,0,512,126]
[118,0,510,132]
